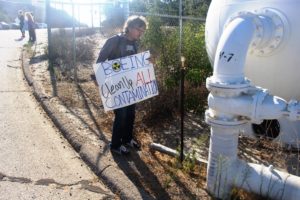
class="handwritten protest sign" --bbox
[93,50,159,112]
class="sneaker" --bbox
[125,139,141,150]
[110,144,130,155]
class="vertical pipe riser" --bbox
[205,9,300,200]
[207,126,239,198]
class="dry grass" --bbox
[38,32,300,200]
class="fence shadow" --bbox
[154,152,205,199]
[112,151,171,200]
[30,54,47,64]
[76,83,108,142]
[148,112,209,153]
[48,69,109,143]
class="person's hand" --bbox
[90,74,98,86]
[146,56,156,65]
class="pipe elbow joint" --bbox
[212,9,288,87]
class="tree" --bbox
[183,0,211,17]
[134,0,212,114]
[102,2,126,29]
[130,0,211,17]
[0,8,10,22]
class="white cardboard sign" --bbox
[93,50,159,112]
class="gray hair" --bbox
[123,15,148,34]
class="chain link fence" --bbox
[46,0,212,115]
[126,0,212,164]
[11,1,299,179]
[44,0,213,169]
[128,1,211,116]
[2,1,300,196]
[46,1,121,91]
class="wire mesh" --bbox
[2,1,300,197]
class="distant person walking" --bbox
[96,16,148,155]
[18,10,25,38]
[26,12,36,43]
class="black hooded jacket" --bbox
[96,34,138,63]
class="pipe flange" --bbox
[205,110,248,128]
[251,89,268,124]
[206,76,251,96]
[250,8,289,56]
[225,11,256,29]
[226,8,289,57]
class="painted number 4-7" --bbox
[219,51,234,62]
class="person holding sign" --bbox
[96,16,148,155]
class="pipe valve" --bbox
[287,100,300,121]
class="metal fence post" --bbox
[179,0,185,163]
[46,0,51,61]
[77,4,81,30]
[46,0,57,97]
[99,4,102,32]
[124,0,130,19]
[71,0,77,82]
[91,0,94,28]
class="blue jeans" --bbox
[111,104,136,148]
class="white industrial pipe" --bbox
[211,14,255,84]
[208,150,300,199]
[208,92,287,123]
[205,0,300,147]
[235,161,300,199]
[205,8,300,200]
[207,125,300,200]
[206,124,240,198]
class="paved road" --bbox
[0,30,114,199]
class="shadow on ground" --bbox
[112,152,171,200]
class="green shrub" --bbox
[183,23,212,86]
[182,150,197,174]
[140,18,212,117]
[141,16,164,55]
